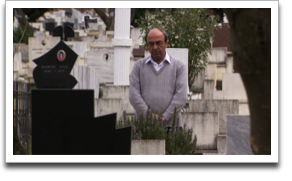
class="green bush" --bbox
[13,25,34,44]
[117,106,197,155]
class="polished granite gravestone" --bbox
[31,41,132,155]
[45,22,56,35]
[53,25,75,41]
[32,90,132,155]
[33,41,78,88]
[226,115,253,155]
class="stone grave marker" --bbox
[34,31,45,37]
[226,115,253,155]
[14,43,29,63]
[33,41,78,88]
[87,48,114,84]
[53,25,75,41]
[64,25,75,41]
[31,41,132,155]
[31,89,132,155]
[45,22,56,35]
[28,37,60,78]
[189,100,239,135]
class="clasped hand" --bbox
[152,113,166,123]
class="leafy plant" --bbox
[13,25,34,44]
[117,106,165,140]
[117,106,197,155]
[136,8,219,88]
[165,108,197,155]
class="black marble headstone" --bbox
[32,41,78,88]
[64,25,75,41]
[84,16,90,28]
[53,25,75,41]
[45,22,56,35]
[63,22,74,29]
[31,89,132,155]
[52,26,63,40]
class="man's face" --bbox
[147,29,169,63]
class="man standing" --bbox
[129,28,188,128]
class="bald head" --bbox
[145,28,168,44]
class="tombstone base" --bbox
[31,89,132,155]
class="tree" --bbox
[13,8,34,44]
[137,8,219,88]
[94,8,115,31]
[94,8,161,30]
[223,8,271,155]
[21,8,53,22]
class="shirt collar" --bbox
[145,52,171,65]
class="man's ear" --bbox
[165,40,169,48]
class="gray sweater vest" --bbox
[129,55,188,127]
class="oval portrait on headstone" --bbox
[57,50,66,62]
[103,53,110,61]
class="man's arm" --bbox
[162,64,188,122]
[129,62,148,118]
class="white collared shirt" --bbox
[145,52,171,71]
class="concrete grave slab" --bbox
[189,100,239,135]
[181,112,219,150]
[226,115,253,155]
[222,73,248,100]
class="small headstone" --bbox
[45,22,56,35]
[74,18,79,29]
[53,25,75,41]
[87,48,114,84]
[34,31,45,37]
[14,43,29,63]
[226,115,253,155]
[32,41,78,88]
[52,26,63,40]
[84,16,89,28]
[63,22,74,29]
[97,24,103,41]
[64,25,75,41]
